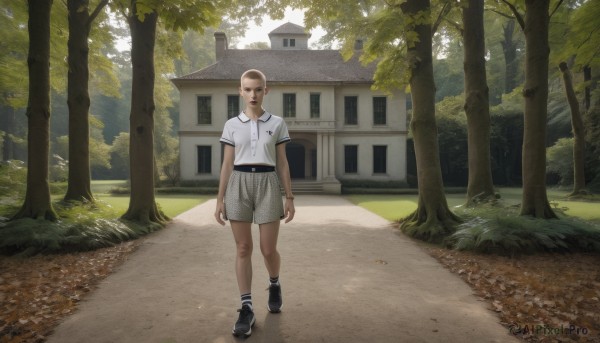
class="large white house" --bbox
[171,23,408,194]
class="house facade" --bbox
[171,23,408,194]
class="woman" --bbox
[214,69,295,337]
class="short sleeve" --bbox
[219,121,235,146]
[275,120,291,145]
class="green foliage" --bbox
[0,160,26,199]
[0,200,161,256]
[50,154,69,182]
[109,132,130,179]
[553,0,600,70]
[433,39,465,101]
[547,137,574,186]
[446,205,600,255]
[435,95,468,186]
[0,0,28,108]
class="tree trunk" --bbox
[399,0,460,242]
[501,19,518,94]
[583,65,591,112]
[12,0,57,221]
[463,0,495,206]
[558,62,586,196]
[122,2,167,225]
[64,0,94,202]
[519,0,556,218]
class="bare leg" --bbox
[231,220,253,294]
[259,220,281,278]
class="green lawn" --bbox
[94,194,211,218]
[90,180,210,218]
[346,188,600,223]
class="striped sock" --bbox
[269,276,279,286]
[241,293,253,310]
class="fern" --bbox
[446,206,600,255]
[0,200,164,256]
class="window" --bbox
[373,145,387,174]
[310,93,320,118]
[283,93,296,117]
[283,38,295,47]
[197,96,211,124]
[227,95,239,119]
[344,96,358,125]
[344,145,358,173]
[373,96,387,125]
[197,146,211,174]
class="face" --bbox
[239,77,268,110]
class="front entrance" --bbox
[286,143,305,179]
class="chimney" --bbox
[214,32,228,60]
[354,39,363,50]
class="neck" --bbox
[244,108,264,119]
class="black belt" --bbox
[234,165,275,173]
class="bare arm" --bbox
[276,143,295,223]
[215,145,235,225]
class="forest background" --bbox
[1,0,598,192]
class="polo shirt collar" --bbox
[238,111,271,123]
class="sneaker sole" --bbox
[232,316,256,337]
[267,303,282,313]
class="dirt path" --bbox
[47,195,517,343]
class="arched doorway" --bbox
[286,143,305,179]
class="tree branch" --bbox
[576,22,600,50]
[88,0,109,24]
[500,0,525,30]
[487,8,513,20]
[549,0,564,19]
[443,17,463,36]
[432,1,451,36]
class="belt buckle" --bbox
[252,167,256,172]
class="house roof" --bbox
[172,49,376,85]
[268,22,310,37]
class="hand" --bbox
[215,201,226,226]
[284,198,295,223]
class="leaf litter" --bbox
[1,239,599,343]
[424,246,600,342]
[0,241,140,343]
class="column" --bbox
[317,133,323,181]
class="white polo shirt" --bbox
[220,111,291,166]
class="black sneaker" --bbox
[267,283,282,313]
[232,305,255,337]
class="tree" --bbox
[462,0,495,205]
[502,0,557,218]
[63,0,109,202]
[122,1,164,224]
[12,0,58,220]
[114,0,220,224]
[558,62,586,195]
[398,0,460,239]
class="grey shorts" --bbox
[224,170,284,224]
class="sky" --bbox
[234,7,327,49]
[114,7,328,51]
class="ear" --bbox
[239,86,243,96]
[264,86,269,95]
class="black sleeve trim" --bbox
[276,137,291,145]
[220,138,235,147]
